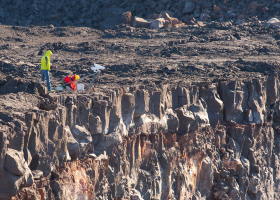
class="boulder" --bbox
[71,125,92,144]
[175,99,209,133]
[150,18,165,29]
[121,11,132,24]
[65,126,80,160]
[70,125,93,155]
[5,148,28,176]
[0,148,34,199]
[182,1,195,14]
[265,18,280,28]
[134,114,167,135]
[133,17,150,28]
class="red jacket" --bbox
[64,75,76,90]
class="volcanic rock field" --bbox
[1,0,280,200]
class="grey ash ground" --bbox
[1,22,280,92]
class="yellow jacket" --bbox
[41,50,52,71]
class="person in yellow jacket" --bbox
[41,50,52,91]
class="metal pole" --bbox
[85,71,100,91]
[78,72,97,81]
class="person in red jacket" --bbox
[63,74,80,91]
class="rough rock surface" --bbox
[2,77,280,199]
[0,0,279,28]
[1,0,280,200]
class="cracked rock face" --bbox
[1,76,280,199]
